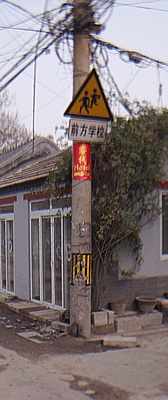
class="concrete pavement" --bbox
[1,330,168,400]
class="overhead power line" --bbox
[91,35,168,70]
[0,1,73,91]
[116,1,168,13]
[1,0,168,115]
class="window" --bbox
[0,204,14,214]
[31,200,50,211]
[31,197,71,211]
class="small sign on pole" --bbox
[69,118,107,143]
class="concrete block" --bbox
[57,322,70,333]
[91,311,108,327]
[106,310,115,325]
[115,315,142,334]
[51,321,70,333]
[103,334,138,348]
[51,321,59,330]
[161,305,168,318]
[139,310,163,328]
[17,331,45,344]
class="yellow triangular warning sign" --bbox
[64,68,113,120]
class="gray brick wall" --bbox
[100,270,168,311]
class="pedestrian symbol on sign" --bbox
[79,91,90,114]
[91,89,100,108]
[79,89,100,115]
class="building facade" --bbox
[0,137,71,309]
[1,137,168,311]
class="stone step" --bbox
[115,315,142,334]
[139,310,163,328]
[103,334,138,348]
[115,310,163,334]
[122,324,168,337]
[51,321,70,333]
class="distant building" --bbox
[0,137,71,309]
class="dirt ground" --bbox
[0,303,132,400]
[1,303,168,400]
[0,303,107,360]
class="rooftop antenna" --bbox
[157,62,163,111]
[32,0,49,152]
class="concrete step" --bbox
[122,324,168,337]
[0,291,166,338]
[27,309,60,323]
[103,334,138,348]
[0,294,60,325]
[51,321,70,333]
[115,310,163,334]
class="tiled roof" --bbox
[0,137,59,177]
[0,151,64,189]
[0,137,68,190]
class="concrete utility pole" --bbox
[73,0,90,94]
[70,0,92,339]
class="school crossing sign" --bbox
[64,68,113,143]
[64,68,113,120]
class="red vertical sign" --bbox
[73,143,91,180]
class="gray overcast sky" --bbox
[1,0,168,137]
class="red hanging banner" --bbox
[73,143,91,180]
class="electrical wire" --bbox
[2,1,73,85]
[0,35,56,91]
[116,1,168,13]
[1,32,51,82]
[1,0,168,117]
[91,35,168,70]
[0,3,73,91]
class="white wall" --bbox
[118,213,168,279]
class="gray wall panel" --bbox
[14,193,30,300]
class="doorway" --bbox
[0,218,14,293]
[30,204,71,308]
